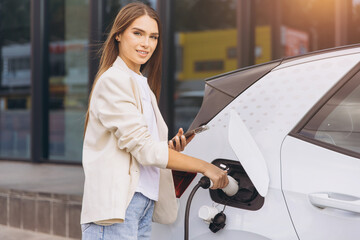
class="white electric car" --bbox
[152,45,360,240]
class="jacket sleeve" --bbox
[91,69,169,169]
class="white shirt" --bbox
[131,70,160,201]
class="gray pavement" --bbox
[0,160,84,239]
[0,225,73,240]
[0,161,84,195]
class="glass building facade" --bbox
[0,0,359,163]
[0,0,31,159]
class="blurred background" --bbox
[1,0,360,164]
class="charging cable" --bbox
[184,175,239,240]
[184,176,210,240]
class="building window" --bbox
[47,0,90,162]
[173,0,238,134]
[194,60,224,72]
[0,0,31,159]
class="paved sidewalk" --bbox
[0,160,85,239]
[0,161,84,195]
[0,225,74,240]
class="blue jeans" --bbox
[81,192,155,240]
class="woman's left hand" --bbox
[168,128,191,152]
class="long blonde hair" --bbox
[84,2,162,135]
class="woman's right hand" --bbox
[202,164,229,189]
[167,149,228,189]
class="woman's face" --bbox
[117,15,159,73]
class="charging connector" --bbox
[198,176,212,189]
[184,175,240,240]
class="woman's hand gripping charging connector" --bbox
[199,175,239,196]
[200,163,239,196]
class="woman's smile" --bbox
[136,50,149,57]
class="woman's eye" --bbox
[134,32,141,36]
[151,36,159,40]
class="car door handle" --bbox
[309,193,360,213]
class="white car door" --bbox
[281,65,360,240]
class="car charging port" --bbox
[210,159,265,210]
[184,160,264,239]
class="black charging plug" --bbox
[199,176,212,189]
[209,212,226,233]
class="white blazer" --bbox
[81,57,178,224]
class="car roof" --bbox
[188,44,360,131]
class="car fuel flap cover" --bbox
[228,110,269,197]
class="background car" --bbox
[152,44,360,240]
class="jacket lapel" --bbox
[113,56,168,141]
[112,57,143,113]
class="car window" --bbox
[299,70,360,155]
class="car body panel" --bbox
[152,45,360,240]
[281,136,360,240]
[198,52,360,189]
[152,178,298,240]
[278,46,360,70]
[189,60,281,131]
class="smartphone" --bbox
[172,125,209,147]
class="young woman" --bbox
[81,2,228,239]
